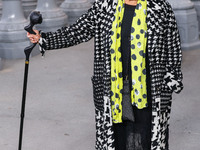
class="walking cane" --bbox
[18,11,43,150]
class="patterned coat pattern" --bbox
[39,0,184,149]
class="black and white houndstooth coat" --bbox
[39,0,184,149]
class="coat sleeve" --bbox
[162,2,184,94]
[38,0,102,54]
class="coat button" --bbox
[156,86,161,91]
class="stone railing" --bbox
[0,0,200,70]
[191,0,200,35]
[167,0,200,50]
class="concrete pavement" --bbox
[0,38,200,150]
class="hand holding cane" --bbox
[18,11,42,150]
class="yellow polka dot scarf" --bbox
[110,0,148,123]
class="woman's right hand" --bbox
[27,29,41,43]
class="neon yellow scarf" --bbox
[110,0,148,123]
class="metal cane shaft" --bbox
[18,61,29,150]
[18,11,42,150]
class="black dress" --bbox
[113,4,152,150]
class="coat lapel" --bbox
[147,0,157,66]
[147,1,164,150]
[146,0,165,66]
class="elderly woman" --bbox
[27,0,184,149]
